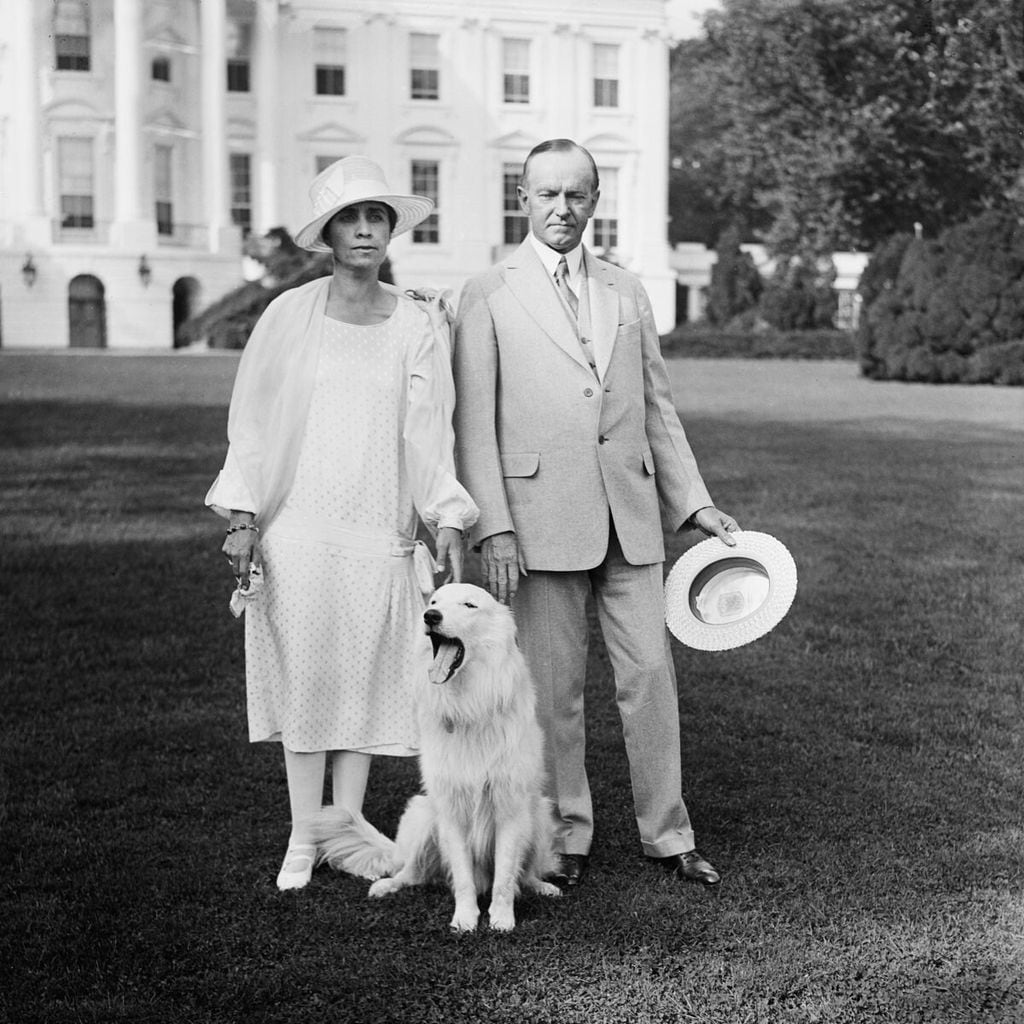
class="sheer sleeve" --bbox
[205,445,258,520]
[403,293,479,534]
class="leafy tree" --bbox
[672,0,1024,256]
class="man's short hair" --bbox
[521,139,600,193]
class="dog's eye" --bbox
[463,602,477,609]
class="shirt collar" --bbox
[528,233,584,280]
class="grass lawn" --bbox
[1,356,1022,1024]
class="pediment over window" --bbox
[44,98,103,122]
[394,126,457,147]
[489,130,539,152]
[580,132,636,155]
[297,122,367,145]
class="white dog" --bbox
[317,582,561,932]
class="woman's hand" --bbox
[222,514,262,583]
[434,527,464,583]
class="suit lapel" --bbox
[583,249,620,374]
[503,240,592,373]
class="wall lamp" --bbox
[21,253,37,288]
[138,254,152,287]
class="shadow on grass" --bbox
[1,400,1022,1023]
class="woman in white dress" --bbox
[206,156,478,890]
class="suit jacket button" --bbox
[583,387,594,397]
[598,435,607,444]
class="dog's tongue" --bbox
[428,639,461,684]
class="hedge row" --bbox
[659,325,855,360]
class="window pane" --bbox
[227,59,250,92]
[55,34,90,71]
[315,65,345,95]
[154,145,173,200]
[230,153,252,236]
[594,78,618,108]
[54,0,88,35]
[502,163,528,244]
[502,39,530,103]
[156,201,174,236]
[314,27,347,60]
[594,168,618,249]
[410,33,439,67]
[593,43,618,77]
[411,160,440,243]
[411,68,439,99]
[152,56,171,82]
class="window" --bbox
[593,168,618,251]
[152,56,171,82]
[314,27,346,96]
[411,160,440,244]
[54,0,90,71]
[229,153,252,236]
[58,137,94,229]
[226,20,251,92]
[410,33,439,100]
[593,43,620,108]
[502,39,530,104]
[315,155,339,174]
[154,145,173,236]
[503,163,528,245]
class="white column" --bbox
[635,27,675,331]
[254,0,279,233]
[201,0,229,252]
[111,0,154,248]
[6,0,47,244]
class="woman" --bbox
[206,156,478,890]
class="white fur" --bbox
[316,582,561,932]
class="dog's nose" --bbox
[423,608,442,626]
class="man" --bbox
[452,139,738,889]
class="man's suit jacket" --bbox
[453,239,713,571]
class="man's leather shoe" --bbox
[656,850,721,887]
[547,853,589,889]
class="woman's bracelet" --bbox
[226,522,259,535]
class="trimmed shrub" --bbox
[857,211,1024,384]
[706,225,763,325]
[659,325,855,360]
[757,254,838,331]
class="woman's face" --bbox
[324,201,393,270]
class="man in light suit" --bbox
[453,139,738,889]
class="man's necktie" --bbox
[555,256,579,319]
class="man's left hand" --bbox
[690,506,740,546]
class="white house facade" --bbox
[0,0,677,349]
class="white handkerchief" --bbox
[229,563,265,618]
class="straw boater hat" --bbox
[664,531,797,651]
[293,155,434,252]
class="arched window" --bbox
[54,0,91,72]
[68,275,106,348]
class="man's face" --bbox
[517,149,599,254]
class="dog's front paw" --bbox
[488,903,516,932]
[368,876,400,898]
[449,906,480,932]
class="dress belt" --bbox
[268,507,438,595]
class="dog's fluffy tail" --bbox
[313,808,397,881]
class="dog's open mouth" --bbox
[427,631,465,684]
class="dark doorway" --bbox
[69,274,106,348]
[172,276,201,348]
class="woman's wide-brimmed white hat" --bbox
[664,531,797,651]
[293,155,434,252]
